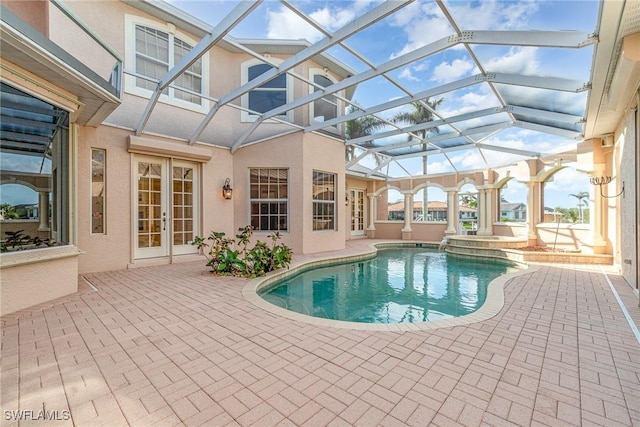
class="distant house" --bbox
[500,202,526,222]
[387,201,475,221]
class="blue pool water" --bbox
[260,248,519,324]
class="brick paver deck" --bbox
[2,241,639,426]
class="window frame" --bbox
[249,168,289,232]
[309,68,339,133]
[241,59,293,122]
[312,170,337,232]
[90,148,106,234]
[124,14,209,113]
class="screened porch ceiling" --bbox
[130,0,630,179]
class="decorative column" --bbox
[445,189,458,235]
[478,188,495,236]
[38,191,50,231]
[401,191,413,240]
[366,193,376,238]
[525,181,538,246]
[476,188,487,235]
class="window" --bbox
[310,72,338,127]
[242,60,291,121]
[250,168,288,231]
[91,149,106,234]
[125,15,207,110]
[135,24,202,104]
[312,171,336,231]
[0,82,70,250]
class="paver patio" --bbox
[1,240,639,426]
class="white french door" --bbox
[134,155,199,260]
[350,189,365,236]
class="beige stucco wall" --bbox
[0,247,79,316]
[76,125,235,273]
[77,125,132,273]
[617,101,638,288]
[232,132,345,255]
[3,0,48,36]
[301,132,346,254]
[232,133,305,253]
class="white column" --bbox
[402,192,413,232]
[445,190,457,235]
[366,193,376,231]
[476,188,487,235]
[485,188,494,235]
[38,191,50,231]
[525,182,537,244]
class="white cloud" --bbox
[266,7,323,41]
[390,0,539,58]
[431,58,475,83]
[389,2,452,58]
[398,67,419,82]
[484,47,539,75]
[451,0,539,30]
[266,1,377,42]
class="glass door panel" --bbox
[136,158,167,258]
[351,189,365,236]
[172,161,198,255]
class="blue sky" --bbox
[0,1,599,209]
[169,0,598,208]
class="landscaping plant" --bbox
[193,226,292,277]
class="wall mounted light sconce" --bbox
[590,175,625,198]
[345,195,350,206]
[222,178,233,200]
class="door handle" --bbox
[162,212,167,230]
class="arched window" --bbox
[413,186,447,222]
[458,183,478,233]
[543,167,590,224]
[242,60,290,121]
[310,71,338,129]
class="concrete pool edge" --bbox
[241,242,538,331]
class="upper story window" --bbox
[310,71,338,130]
[125,15,208,112]
[241,60,291,122]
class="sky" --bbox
[0,0,600,209]
[168,0,599,208]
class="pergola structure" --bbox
[121,0,624,180]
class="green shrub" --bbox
[193,226,292,277]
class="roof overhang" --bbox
[0,6,120,126]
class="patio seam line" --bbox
[530,267,562,424]
[593,271,636,425]
[600,265,640,343]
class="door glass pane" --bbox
[173,166,195,246]
[138,162,163,249]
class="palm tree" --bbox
[345,105,385,162]
[569,191,589,223]
[391,98,444,218]
[391,98,445,139]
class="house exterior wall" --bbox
[232,134,305,253]
[301,132,345,254]
[3,0,48,36]
[75,125,235,273]
[616,97,638,290]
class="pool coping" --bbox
[242,242,538,331]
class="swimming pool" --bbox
[259,248,519,324]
